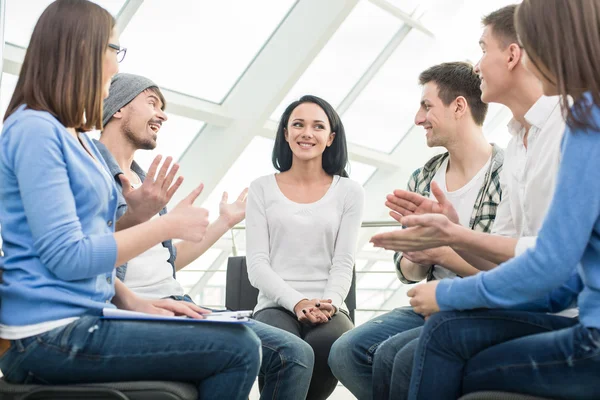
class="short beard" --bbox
[122,115,156,151]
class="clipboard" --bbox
[102,308,253,324]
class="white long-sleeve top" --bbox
[246,174,365,313]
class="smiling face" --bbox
[414,82,456,148]
[285,102,335,164]
[119,89,167,150]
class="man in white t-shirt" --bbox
[330,61,504,400]
[96,73,314,400]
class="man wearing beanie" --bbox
[95,73,314,400]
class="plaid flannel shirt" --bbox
[394,144,504,283]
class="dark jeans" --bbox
[0,316,261,400]
[408,309,599,400]
[328,306,424,400]
[254,307,354,400]
[175,295,314,400]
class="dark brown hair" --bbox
[272,95,348,177]
[482,4,519,48]
[4,0,115,131]
[419,61,488,126]
[515,0,600,130]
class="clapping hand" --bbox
[386,181,459,224]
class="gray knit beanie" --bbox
[102,73,159,127]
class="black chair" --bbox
[225,256,357,323]
[459,392,553,400]
[0,377,198,400]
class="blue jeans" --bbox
[329,307,424,400]
[250,320,314,400]
[408,309,593,400]
[0,316,261,400]
[0,316,260,400]
[175,296,314,399]
[373,327,421,400]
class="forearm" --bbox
[450,224,518,265]
[111,279,137,310]
[115,210,145,232]
[113,217,171,266]
[454,249,499,271]
[248,260,306,312]
[438,249,482,277]
[323,265,353,308]
[400,257,431,282]
[173,216,231,270]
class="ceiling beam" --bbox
[368,0,434,37]
[337,23,412,115]
[160,88,232,127]
[115,0,144,35]
[171,0,360,207]
[2,44,232,129]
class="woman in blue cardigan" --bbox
[372,0,600,399]
[0,1,260,398]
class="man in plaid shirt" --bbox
[392,141,503,284]
[330,61,504,400]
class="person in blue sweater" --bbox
[0,1,260,399]
[374,0,600,398]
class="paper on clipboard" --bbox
[102,308,253,324]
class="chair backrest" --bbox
[226,256,259,312]
[225,256,357,323]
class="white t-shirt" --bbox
[123,235,184,299]
[122,181,184,299]
[245,174,365,313]
[429,155,491,280]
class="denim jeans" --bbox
[250,320,314,400]
[373,327,421,400]
[175,295,315,399]
[0,316,261,400]
[328,307,424,400]
[408,309,592,400]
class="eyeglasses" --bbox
[108,43,127,63]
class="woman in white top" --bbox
[246,95,365,400]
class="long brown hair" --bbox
[515,0,600,130]
[4,0,115,131]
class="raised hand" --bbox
[166,184,210,242]
[119,155,184,224]
[386,181,459,224]
[219,188,248,227]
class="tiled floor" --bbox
[249,382,356,399]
